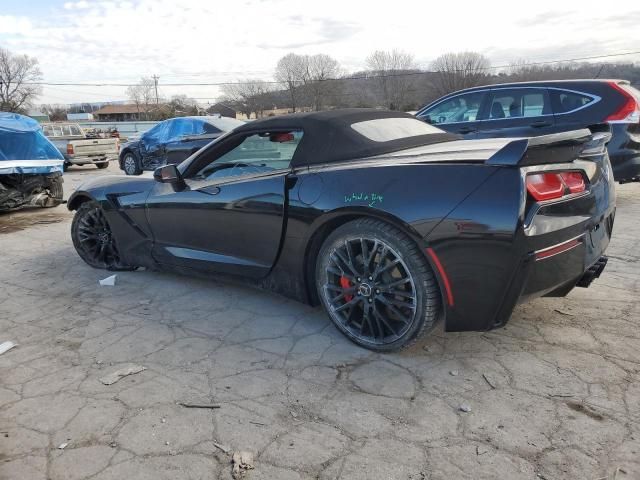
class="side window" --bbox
[202,121,221,134]
[191,130,303,182]
[551,90,595,114]
[487,89,551,119]
[42,125,54,137]
[70,125,83,136]
[169,119,197,140]
[419,92,484,125]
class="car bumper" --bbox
[609,152,640,182]
[520,211,614,301]
[67,155,114,165]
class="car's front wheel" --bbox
[122,152,141,175]
[316,218,441,351]
[71,201,131,270]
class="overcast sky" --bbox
[1,0,639,105]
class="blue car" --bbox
[0,112,65,211]
[119,115,244,175]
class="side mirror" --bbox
[421,115,433,125]
[154,164,185,190]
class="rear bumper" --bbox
[608,123,640,182]
[520,212,613,301]
[67,155,114,165]
[609,152,640,182]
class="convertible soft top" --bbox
[233,109,459,167]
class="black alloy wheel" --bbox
[71,201,129,270]
[316,218,440,351]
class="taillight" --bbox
[558,171,585,193]
[66,144,74,155]
[605,82,640,123]
[526,171,587,202]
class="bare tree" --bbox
[221,79,273,119]
[274,53,308,112]
[0,48,42,113]
[168,94,199,117]
[126,77,156,120]
[40,104,69,121]
[304,54,341,111]
[430,51,491,96]
[365,49,417,111]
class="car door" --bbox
[475,87,555,138]
[416,91,487,138]
[145,129,302,278]
[139,120,171,169]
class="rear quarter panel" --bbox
[277,161,503,307]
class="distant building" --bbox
[206,103,237,118]
[27,110,50,122]
[67,112,94,121]
[93,104,149,121]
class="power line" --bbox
[26,50,640,88]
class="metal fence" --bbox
[77,121,160,140]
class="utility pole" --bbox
[152,75,160,105]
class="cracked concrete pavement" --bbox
[1,163,639,479]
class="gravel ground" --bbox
[1,162,639,480]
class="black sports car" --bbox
[119,115,244,175]
[68,109,615,351]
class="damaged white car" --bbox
[0,112,64,212]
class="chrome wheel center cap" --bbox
[358,283,372,297]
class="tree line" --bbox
[218,50,640,118]
[1,45,639,119]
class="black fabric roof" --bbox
[232,108,459,167]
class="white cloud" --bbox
[0,0,638,104]
[0,15,32,35]
[63,1,90,9]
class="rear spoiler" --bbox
[486,128,611,167]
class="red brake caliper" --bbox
[340,276,353,302]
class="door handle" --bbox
[198,185,220,196]
[530,121,552,128]
[458,127,477,134]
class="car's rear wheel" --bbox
[122,153,141,175]
[71,201,131,270]
[316,218,441,351]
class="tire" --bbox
[96,162,109,169]
[63,162,69,172]
[71,201,133,270]
[122,152,142,175]
[44,174,64,208]
[316,218,441,351]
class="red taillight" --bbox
[605,82,640,123]
[526,173,565,201]
[558,171,585,193]
[526,171,587,202]
[66,144,74,155]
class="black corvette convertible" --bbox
[68,109,615,351]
